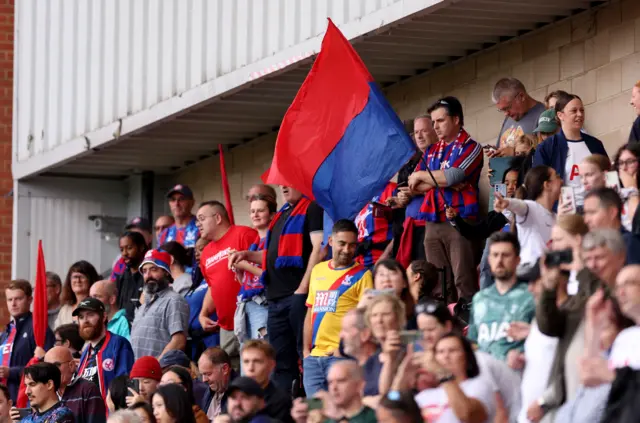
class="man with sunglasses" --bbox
[492,77,545,155]
[44,346,106,423]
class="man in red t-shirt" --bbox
[196,200,258,365]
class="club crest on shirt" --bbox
[341,275,353,287]
[102,358,115,372]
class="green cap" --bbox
[533,108,559,133]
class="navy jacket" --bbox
[622,228,640,265]
[533,130,608,179]
[0,312,55,402]
[200,370,237,415]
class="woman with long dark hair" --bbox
[494,165,562,265]
[414,333,495,423]
[151,384,196,423]
[54,260,100,327]
[115,231,148,323]
[159,366,207,423]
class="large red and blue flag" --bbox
[266,19,415,221]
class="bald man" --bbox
[45,346,106,423]
[292,360,375,423]
[90,281,130,340]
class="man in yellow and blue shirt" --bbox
[303,219,373,396]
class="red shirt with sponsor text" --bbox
[200,225,258,330]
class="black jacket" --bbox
[0,312,55,401]
[602,366,640,423]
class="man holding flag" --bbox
[231,18,414,394]
[0,279,54,402]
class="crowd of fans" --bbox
[0,76,640,423]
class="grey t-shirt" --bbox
[497,102,546,147]
[130,288,189,359]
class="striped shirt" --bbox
[130,288,189,359]
[62,377,106,423]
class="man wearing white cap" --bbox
[130,250,189,359]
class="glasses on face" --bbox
[497,92,523,113]
[196,213,218,223]
[618,159,638,168]
[54,338,63,346]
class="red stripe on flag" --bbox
[33,240,47,347]
[219,145,235,225]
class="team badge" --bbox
[102,358,115,371]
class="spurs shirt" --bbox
[306,261,373,356]
[467,282,535,361]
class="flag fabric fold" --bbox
[219,145,235,225]
[33,240,47,348]
[266,19,415,221]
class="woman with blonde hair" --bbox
[362,294,406,397]
[559,154,611,215]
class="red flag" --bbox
[33,240,47,347]
[219,145,235,225]
[260,168,270,184]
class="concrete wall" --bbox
[177,0,640,226]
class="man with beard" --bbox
[467,232,535,362]
[338,309,377,366]
[75,297,134,403]
[44,346,106,423]
[90,280,130,340]
[130,250,189,359]
[302,220,373,396]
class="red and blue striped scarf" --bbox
[239,237,266,300]
[417,129,482,222]
[262,197,312,270]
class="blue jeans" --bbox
[245,300,269,341]
[303,356,343,397]
[267,294,307,394]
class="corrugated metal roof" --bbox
[43,0,604,179]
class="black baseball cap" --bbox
[227,377,264,399]
[72,297,106,317]
[125,216,152,232]
[166,184,194,199]
[517,260,541,282]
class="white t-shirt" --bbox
[476,351,522,422]
[609,326,640,369]
[564,140,592,206]
[515,200,555,265]
[518,319,558,423]
[415,376,496,423]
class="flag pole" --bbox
[219,145,235,225]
